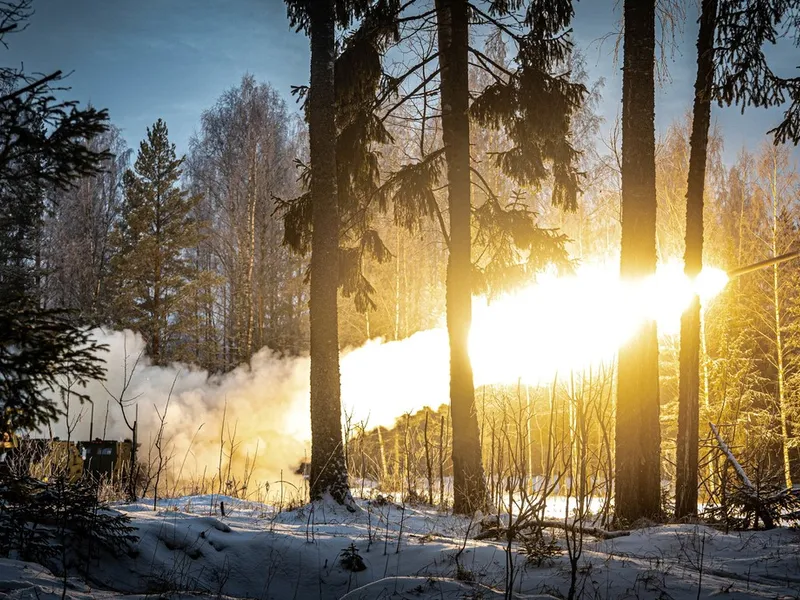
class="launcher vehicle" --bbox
[0,434,132,482]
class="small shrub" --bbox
[370,493,393,507]
[341,543,366,572]
[403,489,425,506]
[455,563,475,582]
[0,473,137,570]
[520,527,562,567]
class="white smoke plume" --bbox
[45,328,451,493]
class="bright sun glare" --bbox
[468,260,729,386]
[341,260,730,427]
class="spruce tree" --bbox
[434,0,485,514]
[428,0,582,513]
[0,0,108,430]
[110,119,204,366]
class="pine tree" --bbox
[110,119,205,366]
[616,0,662,524]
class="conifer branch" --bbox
[381,66,441,122]
[469,47,513,80]
[469,165,501,204]
[375,52,439,110]
[0,70,62,103]
[466,3,523,43]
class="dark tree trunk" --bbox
[436,0,487,514]
[675,0,718,520]
[308,0,351,505]
[615,0,661,524]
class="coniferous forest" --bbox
[2,0,800,598]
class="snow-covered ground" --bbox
[3,494,800,599]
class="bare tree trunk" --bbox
[308,0,351,505]
[424,411,434,504]
[404,413,413,496]
[378,426,388,484]
[527,385,533,492]
[770,160,792,489]
[242,150,258,361]
[394,225,401,341]
[439,414,446,506]
[130,409,138,502]
[615,0,661,524]
[403,236,409,337]
[435,0,487,515]
[675,0,718,519]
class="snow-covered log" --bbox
[475,519,630,541]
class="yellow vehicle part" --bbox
[0,431,18,449]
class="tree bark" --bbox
[675,0,719,520]
[308,0,351,505]
[615,0,661,524]
[435,0,487,514]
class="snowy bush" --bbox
[0,473,137,571]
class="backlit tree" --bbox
[616,0,662,524]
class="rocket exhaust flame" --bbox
[45,260,729,491]
[469,260,728,386]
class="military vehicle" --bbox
[79,439,131,480]
[0,430,132,482]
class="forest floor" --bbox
[2,494,800,599]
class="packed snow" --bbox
[3,493,800,599]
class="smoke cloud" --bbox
[45,328,450,493]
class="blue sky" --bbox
[2,0,797,164]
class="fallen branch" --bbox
[709,422,775,529]
[475,519,630,541]
[541,519,632,540]
[710,422,754,491]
